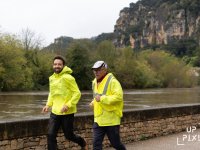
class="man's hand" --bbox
[42,106,49,113]
[95,95,101,102]
[60,105,69,113]
[89,101,94,109]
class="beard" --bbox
[53,67,63,74]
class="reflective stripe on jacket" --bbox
[92,73,124,126]
[47,66,81,115]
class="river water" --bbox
[0,87,200,122]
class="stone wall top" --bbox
[1,104,200,141]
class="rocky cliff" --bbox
[114,0,200,48]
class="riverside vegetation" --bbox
[0,31,198,91]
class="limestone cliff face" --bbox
[114,0,200,48]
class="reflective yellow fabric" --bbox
[92,73,124,126]
[47,66,81,115]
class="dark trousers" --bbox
[93,122,126,150]
[47,113,86,150]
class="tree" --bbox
[19,28,44,51]
[142,50,197,87]
[164,38,198,57]
[95,40,117,70]
[32,51,54,90]
[66,41,93,90]
[0,34,33,91]
[114,47,137,88]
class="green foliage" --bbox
[51,36,74,55]
[139,134,149,141]
[0,34,33,91]
[192,47,200,67]
[94,33,115,44]
[176,0,200,16]
[0,30,198,91]
[141,50,198,87]
[24,50,54,90]
[163,38,198,57]
[0,32,55,91]
[114,47,137,88]
[134,60,161,88]
[115,47,161,88]
[140,0,162,8]
[95,41,117,70]
[66,41,93,90]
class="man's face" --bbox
[93,67,107,80]
[53,59,64,74]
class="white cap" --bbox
[92,61,108,69]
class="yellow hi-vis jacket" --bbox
[92,73,124,126]
[46,66,81,115]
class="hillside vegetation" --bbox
[0,0,200,91]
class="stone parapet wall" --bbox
[1,104,200,149]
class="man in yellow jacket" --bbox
[42,55,87,150]
[90,61,126,150]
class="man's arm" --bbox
[64,75,81,108]
[99,78,123,105]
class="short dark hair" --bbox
[53,55,66,65]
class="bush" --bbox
[141,50,198,87]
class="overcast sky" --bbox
[0,0,138,46]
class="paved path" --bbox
[105,129,200,150]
